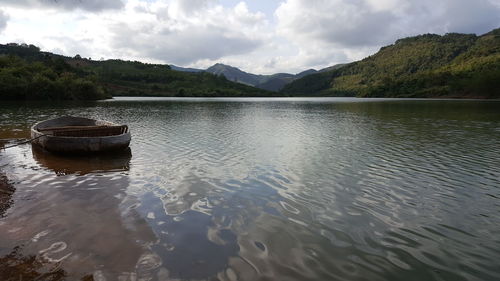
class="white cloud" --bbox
[0,0,498,74]
[276,0,398,48]
[1,0,124,12]
[169,0,215,15]
[109,22,262,65]
[0,7,96,57]
[276,0,500,47]
[274,0,500,72]
[425,0,500,34]
[0,10,8,32]
[0,1,271,67]
[103,0,269,65]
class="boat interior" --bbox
[35,117,128,137]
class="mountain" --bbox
[282,28,500,98]
[204,63,347,92]
[0,44,274,100]
[253,73,295,92]
[253,65,347,92]
[296,69,317,78]
[206,63,263,86]
[318,64,347,73]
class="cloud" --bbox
[425,0,500,34]
[169,0,215,15]
[276,0,500,48]
[0,10,8,32]
[104,1,267,65]
[276,0,398,48]
[0,0,498,74]
[110,23,262,65]
[273,0,500,72]
[1,0,124,12]
[45,36,94,58]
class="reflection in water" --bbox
[0,173,15,218]
[0,98,499,280]
[140,192,240,279]
[32,145,132,176]
[0,145,155,280]
[0,245,69,281]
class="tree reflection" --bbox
[0,245,67,281]
[0,173,14,218]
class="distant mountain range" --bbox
[170,63,345,92]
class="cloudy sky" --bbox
[0,0,499,74]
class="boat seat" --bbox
[39,125,128,137]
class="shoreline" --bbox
[2,95,500,103]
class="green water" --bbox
[0,97,499,281]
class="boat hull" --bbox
[31,117,131,154]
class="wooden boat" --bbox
[31,116,131,154]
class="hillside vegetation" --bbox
[2,28,498,100]
[0,44,272,100]
[92,60,272,97]
[0,45,108,100]
[282,28,500,98]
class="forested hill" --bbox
[282,28,500,98]
[0,44,273,100]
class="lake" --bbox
[0,97,499,281]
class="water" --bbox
[0,97,499,281]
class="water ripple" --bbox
[1,98,499,280]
